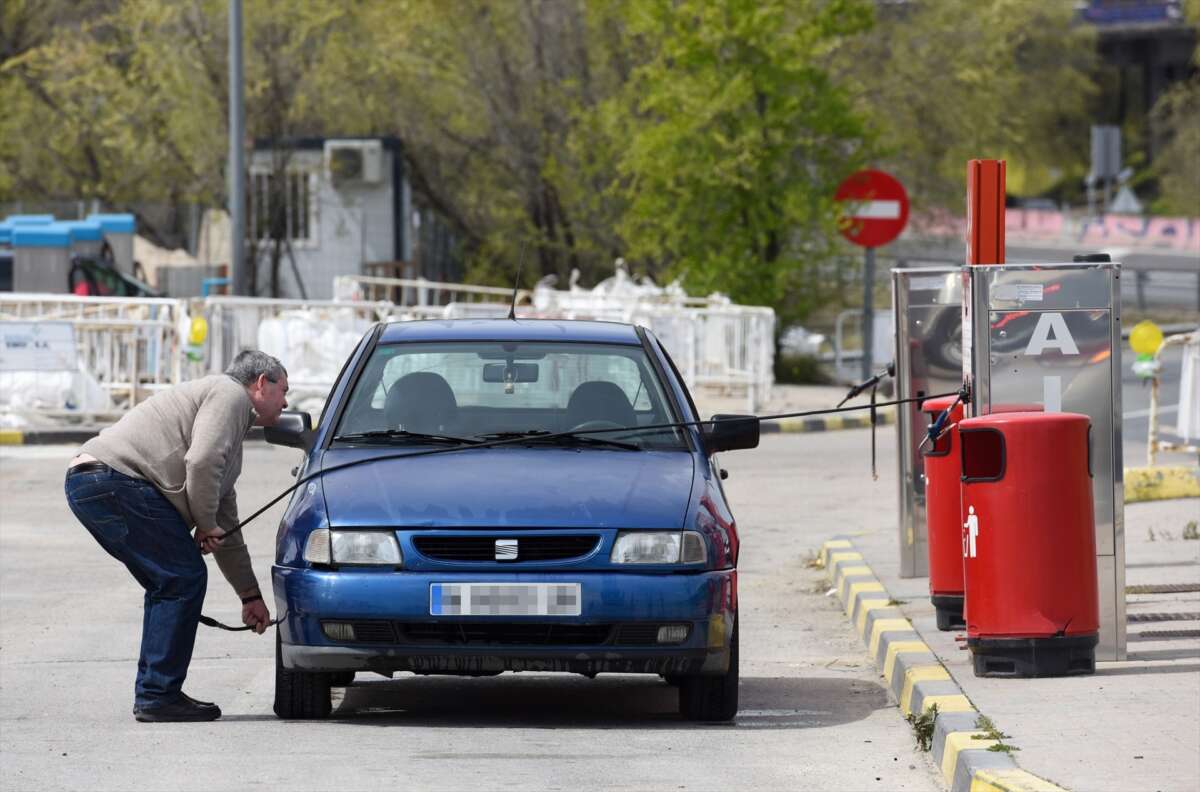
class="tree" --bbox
[832,0,1097,213]
[1150,0,1200,215]
[607,0,875,313]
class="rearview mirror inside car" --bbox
[482,362,540,384]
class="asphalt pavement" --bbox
[0,440,944,792]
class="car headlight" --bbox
[303,529,403,566]
[610,531,707,564]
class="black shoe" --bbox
[134,696,221,723]
[131,692,215,715]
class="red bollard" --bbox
[959,411,1099,677]
[921,396,966,630]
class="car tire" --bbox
[273,630,332,719]
[678,615,738,722]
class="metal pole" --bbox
[228,0,246,295]
[1148,373,1159,467]
[861,246,875,381]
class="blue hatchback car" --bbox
[265,319,759,720]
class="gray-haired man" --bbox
[64,350,290,722]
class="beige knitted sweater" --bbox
[79,374,259,594]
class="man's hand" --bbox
[241,598,271,635]
[195,526,224,555]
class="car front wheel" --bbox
[273,630,332,719]
[678,614,738,722]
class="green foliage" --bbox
[2,1,1164,318]
[610,0,874,310]
[907,702,939,752]
[833,0,1097,210]
[1149,0,1200,215]
[974,714,1021,754]
[0,1,364,216]
[775,354,831,385]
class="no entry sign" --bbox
[835,169,909,248]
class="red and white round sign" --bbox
[835,169,909,248]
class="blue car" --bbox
[265,319,759,720]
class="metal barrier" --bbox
[200,296,393,375]
[336,275,531,307]
[2,273,777,421]
[1148,329,1200,465]
[0,294,184,417]
[341,270,777,411]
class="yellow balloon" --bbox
[188,316,208,346]
[1129,319,1163,357]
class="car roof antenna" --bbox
[508,239,527,320]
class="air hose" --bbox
[200,388,960,631]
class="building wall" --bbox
[249,146,399,300]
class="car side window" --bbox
[654,339,700,422]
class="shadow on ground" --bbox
[257,674,896,729]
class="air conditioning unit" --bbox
[324,139,383,187]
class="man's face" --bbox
[252,373,289,426]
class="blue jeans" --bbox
[64,466,207,709]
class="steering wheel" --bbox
[568,419,626,434]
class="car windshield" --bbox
[333,341,688,450]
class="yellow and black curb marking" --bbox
[821,537,1067,792]
[0,429,97,446]
[761,406,896,434]
[1124,465,1200,503]
[0,427,275,446]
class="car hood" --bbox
[318,447,696,529]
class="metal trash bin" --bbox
[12,223,73,293]
[959,411,1099,677]
[920,395,966,630]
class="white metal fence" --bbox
[1,270,776,425]
[0,294,184,424]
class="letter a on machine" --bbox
[1025,313,1080,356]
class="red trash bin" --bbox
[959,411,1099,677]
[920,396,966,630]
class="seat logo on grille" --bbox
[495,539,518,561]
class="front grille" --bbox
[413,534,600,562]
[397,622,613,646]
[614,623,664,645]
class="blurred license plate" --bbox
[430,583,581,616]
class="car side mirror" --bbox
[704,414,760,453]
[264,410,314,450]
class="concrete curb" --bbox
[0,429,101,446]
[820,537,1068,792]
[0,427,273,446]
[761,405,896,434]
[1124,465,1200,503]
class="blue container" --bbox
[11,223,73,248]
[86,213,136,234]
[63,220,104,242]
[0,222,12,246]
[5,214,55,225]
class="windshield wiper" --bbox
[333,429,481,446]
[474,430,640,451]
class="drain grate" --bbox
[1125,583,1200,595]
[1126,612,1200,623]
[1130,629,1200,640]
